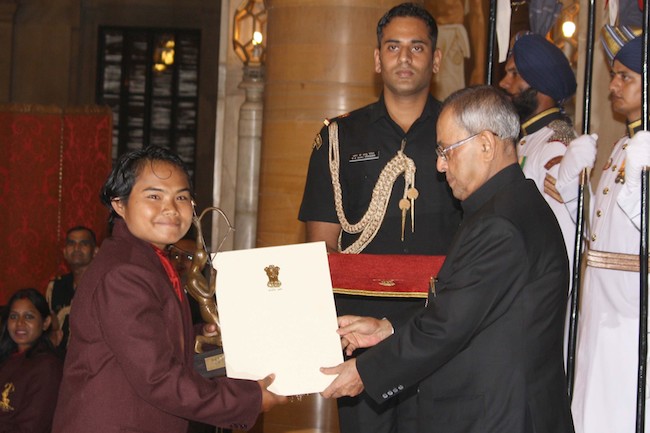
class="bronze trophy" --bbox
[185,206,233,378]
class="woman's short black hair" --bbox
[100,146,193,223]
[0,288,55,364]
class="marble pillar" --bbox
[234,64,265,249]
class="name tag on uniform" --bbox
[349,151,379,163]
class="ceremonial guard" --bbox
[558,28,650,433]
[499,33,578,273]
[299,3,461,433]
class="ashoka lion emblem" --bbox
[264,265,281,288]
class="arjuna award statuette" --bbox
[185,206,230,377]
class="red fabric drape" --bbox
[60,107,113,238]
[0,104,112,305]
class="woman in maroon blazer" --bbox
[52,146,285,433]
[0,288,63,433]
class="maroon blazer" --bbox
[52,220,261,433]
[0,350,62,433]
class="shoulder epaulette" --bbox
[548,119,577,146]
[328,112,350,123]
[312,118,332,150]
[314,113,351,150]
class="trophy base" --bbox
[193,347,226,378]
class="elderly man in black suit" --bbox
[322,85,574,433]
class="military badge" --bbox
[312,133,322,150]
[615,167,626,184]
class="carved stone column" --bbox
[234,65,265,249]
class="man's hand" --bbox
[257,374,288,412]
[624,131,650,190]
[556,133,598,201]
[337,315,393,356]
[320,359,364,398]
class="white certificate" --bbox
[213,242,343,396]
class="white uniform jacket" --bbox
[518,108,577,274]
[572,121,649,433]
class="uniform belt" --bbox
[586,249,648,272]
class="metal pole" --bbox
[638,169,649,433]
[636,2,649,431]
[581,0,597,136]
[486,0,497,85]
[566,168,588,400]
[643,0,649,132]
[566,0,596,400]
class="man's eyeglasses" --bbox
[435,132,482,161]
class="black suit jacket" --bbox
[357,164,574,433]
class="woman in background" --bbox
[0,288,63,433]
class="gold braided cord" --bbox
[328,122,416,254]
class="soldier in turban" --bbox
[558,27,650,433]
[499,33,579,282]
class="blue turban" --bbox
[600,25,642,68]
[614,36,642,74]
[512,33,577,103]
